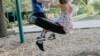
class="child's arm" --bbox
[37,0,55,4]
[37,0,50,3]
[50,4,61,8]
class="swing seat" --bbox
[30,16,66,34]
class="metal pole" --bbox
[15,0,24,43]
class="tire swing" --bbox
[30,16,66,34]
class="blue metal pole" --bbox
[15,0,24,43]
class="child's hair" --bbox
[59,0,72,4]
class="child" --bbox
[51,0,73,33]
[31,0,56,51]
[36,0,74,51]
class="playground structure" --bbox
[15,0,24,43]
[1,0,100,55]
[14,0,100,43]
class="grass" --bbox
[74,12,100,21]
[7,20,30,29]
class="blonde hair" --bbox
[59,0,73,4]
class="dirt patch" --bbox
[0,28,100,56]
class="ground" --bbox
[0,28,100,56]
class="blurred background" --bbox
[2,0,100,29]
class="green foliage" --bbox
[77,7,86,14]
[3,0,32,20]
[73,0,88,6]
[3,0,15,12]
[6,23,13,29]
[2,0,97,17]
[45,0,60,17]
[73,0,79,5]
[93,0,100,13]
[86,5,94,15]
[80,0,88,5]
[45,8,60,17]
[77,5,94,15]
[20,0,32,12]
[3,0,32,12]
[75,0,94,15]
[50,8,60,17]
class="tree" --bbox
[73,0,94,15]
[93,0,100,14]
[0,0,8,37]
